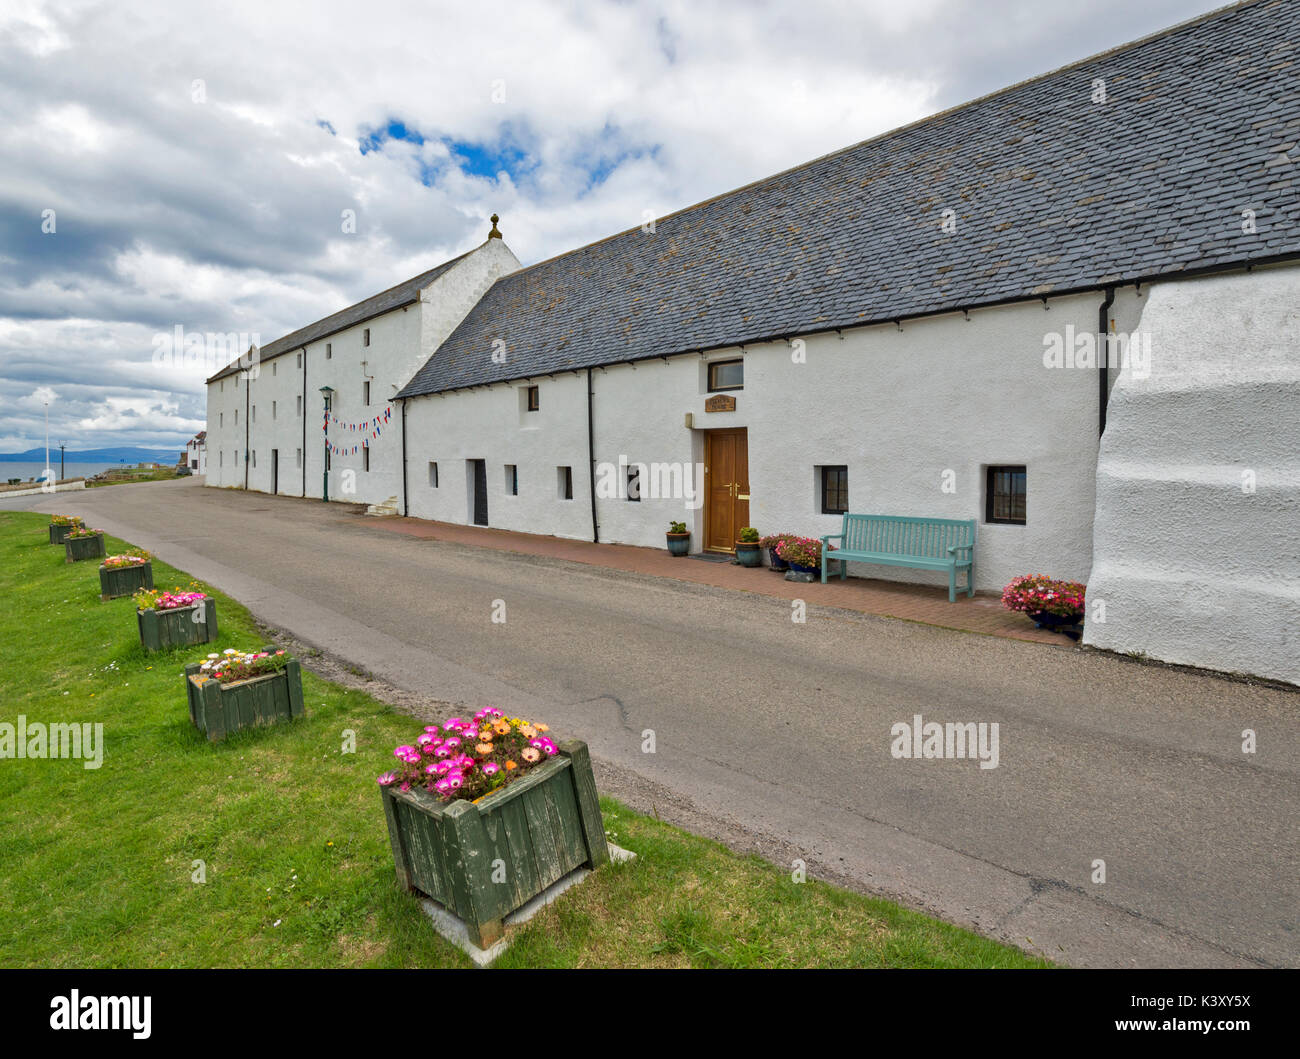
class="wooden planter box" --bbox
[381,739,609,948]
[64,533,105,563]
[138,598,218,651]
[48,522,81,544]
[100,561,153,600]
[183,653,304,742]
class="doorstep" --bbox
[367,517,1065,645]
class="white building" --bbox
[184,431,207,475]
[207,1,1300,686]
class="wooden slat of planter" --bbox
[285,660,304,718]
[541,773,588,872]
[521,783,564,889]
[397,798,448,904]
[479,808,527,911]
[559,739,609,869]
[380,788,414,893]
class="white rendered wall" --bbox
[205,239,519,506]
[405,291,1117,592]
[1085,265,1300,686]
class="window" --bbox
[252,405,256,423]
[363,328,370,347]
[505,464,518,495]
[296,448,302,469]
[219,412,223,427]
[234,409,238,425]
[708,359,744,392]
[363,447,370,472]
[326,343,332,359]
[219,451,224,467]
[526,385,539,412]
[558,466,573,500]
[272,400,277,420]
[428,461,439,488]
[296,352,302,369]
[986,465,1027,524]
[820,466,848,514]
[296,395,302,417]
[627,464,641,501]
[220,380,225,393]
[252,450,257,468]
[272,362,277,377]
[364,381,371,406]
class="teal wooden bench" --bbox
[821,515,976,602]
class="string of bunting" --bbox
[322,404,393,455]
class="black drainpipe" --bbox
[399,397,409,516]
[301,348,307,496]
[243,369,250,489]
[1098,286,1115,437]
[587,367,599,543]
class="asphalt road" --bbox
[10,478,1298,968]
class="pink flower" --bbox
[377,771,397,786]
[482,762,500,776]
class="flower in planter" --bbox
[758,532,796,550]
[1001,574,1087,619]
[103,549,152,569]
[198,647,291,684]
[379,711,558,802]
[738,527,761,544]
[66,526,104,539]
[774,536,832,568]
[50,514,83,526]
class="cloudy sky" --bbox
[0,0,1227,453]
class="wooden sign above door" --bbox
[704,394,736,413]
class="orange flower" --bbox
[521,747,541,764]
[493,720,511,736]
[519,725,537,739]
[475,743,495,755]
[505,760,517,771]
[534,723,549,732]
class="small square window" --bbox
[820,465,848,515]
[526,385,539,412]
[558,466,573,500]
[708,359,744,392]
[986,465,1027,524]
[428,461,439,488]
[505,464,518,495]
[363,328,370,347]
[627,465,641,501]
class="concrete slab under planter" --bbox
[419,842,636,967]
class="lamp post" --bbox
[319,386,334,502]
[59,442,65,480]
[43,397,51,487]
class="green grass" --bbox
[0,510,1049,968]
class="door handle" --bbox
[737,493,750,501]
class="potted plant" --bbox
[775,536,828,582]
[666,520,690,557]
[759,532,795,571]
[736,527,763,567]
[99,550,153,600]
[136,585,218,652]
[1001,575,1087,638]
[64,526,106,563]
[183,646,304,742]
[48,514,84,544]
[378,710,608,949]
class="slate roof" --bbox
[398,0,1300,399]
[207,249,473,382]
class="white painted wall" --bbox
[1085,264,1300,686]
[204,238,520,506]
[405,290,1119,592]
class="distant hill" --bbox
[0,447,182,463]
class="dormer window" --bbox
[708,359,744,392]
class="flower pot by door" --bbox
[735,542,763,567]
[666,532,690,556]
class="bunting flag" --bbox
[321,404,392,455]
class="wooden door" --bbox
[705,429,749,552]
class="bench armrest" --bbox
[947,543,974,554]
[822,534,844,544]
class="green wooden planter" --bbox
[381,739,608,948]
[183,652,304,742]
[64,533,105,563]
[48,522,82,544]
[99,560,153,600]
[138,598,218,652]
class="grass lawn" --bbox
[0,510,1050,968]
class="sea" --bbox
[0,461,139,483]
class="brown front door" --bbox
[704,429,750,553]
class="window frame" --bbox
[820,465,848,515]
[526,385,540,412]
[985,465,1027,525]
[707,359,744,393]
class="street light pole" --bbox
[319,386,334,502]
[43,399,50,485]
[59,442,65,480]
